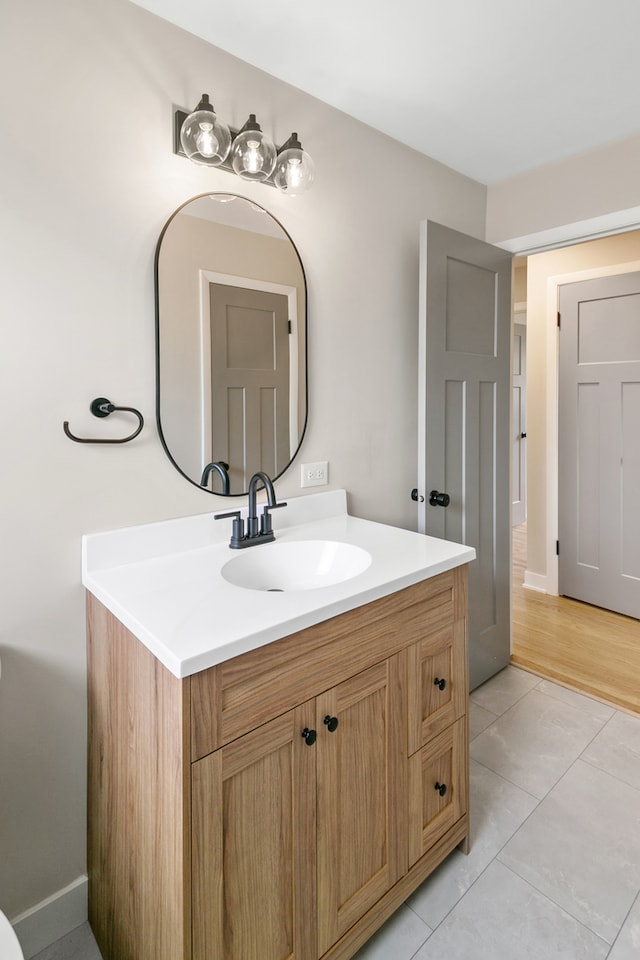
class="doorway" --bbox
[510,230,640,708]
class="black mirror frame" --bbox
[154,192,308,496]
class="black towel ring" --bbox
[63,397,144,444]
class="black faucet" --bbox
[200,460,230,495]
[216,471,287,548]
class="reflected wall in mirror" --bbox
[155,194,307,495]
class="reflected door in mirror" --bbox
[209,283,290,491]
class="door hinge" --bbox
[556,540,560,556]
[288,320,292,334]
[557,311,561,329]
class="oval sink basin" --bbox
[221,540,372,592]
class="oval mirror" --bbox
[155,193,307,495]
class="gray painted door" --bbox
[558,272,640,619]
[210,283,290,492]
[512,323,527,526]
[418,221,512,690]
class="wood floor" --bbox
[511,523,640,715]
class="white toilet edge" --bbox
[0,910,25,960]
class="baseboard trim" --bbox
[12,875,87,959]
[523,570,550,593]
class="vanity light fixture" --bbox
[174,94,314,195]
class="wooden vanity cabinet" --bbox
[87,566,468,960]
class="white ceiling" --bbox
[132,0,640,184]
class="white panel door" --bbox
[210,283,290,492]
[558,272,640,619]
[418,221,512,690]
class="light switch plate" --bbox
[301,461,329,487]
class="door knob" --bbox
[429,490,450,507]
[323,715,339,732]
[521,432,527,438]
[434,677,447,691]
[434,782,447,797]
[411,488,425,502]
[301,728,317,746]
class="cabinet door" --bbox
[408,717,467,866]
[315,658,405,955]
[192,705,316,960]
[407,621,466,755]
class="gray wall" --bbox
[0,0,487,924]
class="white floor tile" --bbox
[608,891,640,959]
[582,710,640,792]
[499,760,640,944]
[536,679,616,722]
[407,759,538,928]
[470,665,539,717]
[411,861,608,960]
[468,700,497,740]
[351,904,431,960]
[470,687,607,799]
[31,923,103,960]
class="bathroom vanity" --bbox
[84,491,473,960]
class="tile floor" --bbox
[32,666,640,960]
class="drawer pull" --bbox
[301,728,317,746]
[434,781,447,797]
[323,715,339,733]
[434,677,447,691]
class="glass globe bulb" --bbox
[180,95,231,167]
[195,121,218,159]
[273,134,314,196]
[230,116,277,181]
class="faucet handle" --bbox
[215,510,245,547]
[260,500,288,536]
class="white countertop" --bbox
[82,490,475,678]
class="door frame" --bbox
[522,257,640,596]
[502,207,640,599]
[198,269,300,471]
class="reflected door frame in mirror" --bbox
[155,193,308,496]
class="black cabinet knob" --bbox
[434,782,447,797]
[434,677,447,691]
[301,728,317,746]
[323,715,339,733]
[429,490,450,508]
[411,488,425,503]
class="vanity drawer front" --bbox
[190,570,460,758]
[407,716,467,866]
[406,618,467,755]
